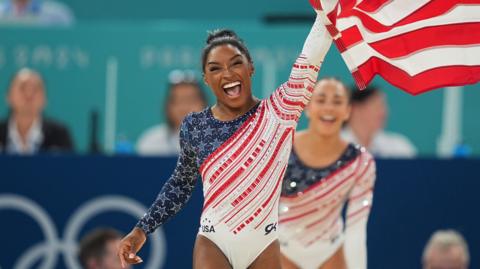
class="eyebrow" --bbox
[314,93,345,98]
[207,54,243,65]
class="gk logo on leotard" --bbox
[264,222,277,235]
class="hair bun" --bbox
[206,29,238,44]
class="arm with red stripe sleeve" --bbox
[344,154,376,269]
[270,11,332,123]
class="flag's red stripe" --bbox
[336,26,363,52]
[338,0,356,12]
[396,0,480,27]
[356,0,392,13]
[354,59,480,95]
[337,0,480,33]
[368,22,480,58]
[337,22,480,56]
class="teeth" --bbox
[223,81,241,89]
[321,115,336,121]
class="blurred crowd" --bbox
[75,227,471,269]
[0,0,74,26]
[0,67,420,158]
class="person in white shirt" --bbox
[136,70,207,156]
[0,0,74,26]
[0,68,74,154]
[341,86,417,158]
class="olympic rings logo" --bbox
[0,194,166,269]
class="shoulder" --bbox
[41,0,74,24]
[376,131,417,155]
[42,118,70,133]
[190,107,210,119]
[0,119,7,129]
[378,131,412,144]
[350,143,375,164]
[182,108,211,128]
[140,124,169,138]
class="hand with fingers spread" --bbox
[117,227,147,268]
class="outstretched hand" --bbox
[117,227,147,268]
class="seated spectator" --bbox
[0,68,74,154]
[422,229,470,269]
[0,0,74,26]
[137,69,207,156]
[342,86,417,158]
[79,228,130,269]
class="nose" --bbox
[23,87,37,97]
[221,65,235,78]
[322,102,335,111]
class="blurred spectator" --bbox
[342,86,417,158]
[79,228,130,269]
[137,69,207,156]
[0,0,74,26]
[0,68,74,154]
[422,229,470,269]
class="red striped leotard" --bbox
[279,144,376,269]
[136,12,332,269]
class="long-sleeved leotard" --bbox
[136,12,332,269]
[279,144,376,269]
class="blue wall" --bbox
[1,156,479,269]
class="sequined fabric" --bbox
[136,104,259,234]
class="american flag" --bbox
[310,0,480,95]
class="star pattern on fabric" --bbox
[136,104,260,235]
[171,186,184,199]
[156,192,168,204]
[282,144,361,196]
[220,125,230,135]
[204,126,214,136]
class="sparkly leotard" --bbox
[279,144,376,269]
[136,13,333,269]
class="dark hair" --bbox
[350,85,380,104]
[164,70,207,128]
[201,29,252,72]
[78,228,122,268]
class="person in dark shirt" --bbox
[0,68,74,154]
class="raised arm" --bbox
[344,154,376,269]
[118,118,199,267]
[270,11,333,123]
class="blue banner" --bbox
[1,156,479,269]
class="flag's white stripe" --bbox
[336,5,480,42]
[360,0,430,25]
[320,0,339,15]
[342,43,480,76]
